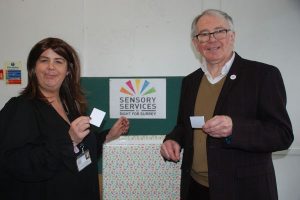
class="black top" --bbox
[0,96,108,200]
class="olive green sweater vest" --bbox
[190,75,226,187]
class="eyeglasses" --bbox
[194,29,231,43]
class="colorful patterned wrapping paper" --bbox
[102,135,182,200]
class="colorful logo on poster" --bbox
[120,80,156,96]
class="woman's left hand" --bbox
[105,116,129,143]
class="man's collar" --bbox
[200,52,235,84]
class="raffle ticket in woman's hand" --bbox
[90,108,106,127]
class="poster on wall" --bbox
[4,61,22,84]
[109,78,166,119]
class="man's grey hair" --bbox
[191,9,235,38]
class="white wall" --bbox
[273,150,300,200]
[0,0,299,199]
[0,0,84,108]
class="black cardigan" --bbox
[0,96,107,200]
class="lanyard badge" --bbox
[76,143,92,171]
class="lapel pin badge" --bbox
[230,74,236,80]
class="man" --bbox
[160,9,293,200]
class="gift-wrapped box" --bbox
[102,135,181,200]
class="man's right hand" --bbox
[160,140,181,162]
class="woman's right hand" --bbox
[68,116,91,145]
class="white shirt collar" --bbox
[200,52,235,84]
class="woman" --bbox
[0,37,129,200]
